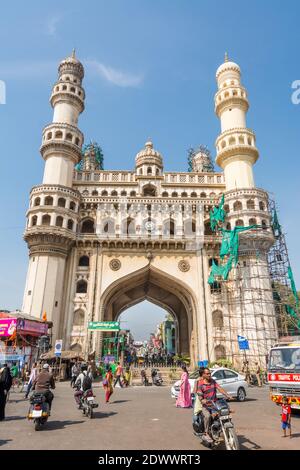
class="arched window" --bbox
[101,190,108,196]
[249,218,257,225]
[200,192,206,198]
[121,190,127,196]
[147,167,152,175]
[47,132,52,140]
[259,201,266,211]
[226,222,231,230]
[78,256,89,267]
[73,310,85,327]
[56,216,63,227]
[31,215,38,227]
[58,197,66,208]
[66,133,72,141]
[191,192,197,198]
[42,215,51,226]
[55,131,63,139]
[181,192,188,197]
[70,87,76,93]
[76,280,87,294]
[81,219,95,233]
[212,310,224,328]
[163,219,175,237]
[262,220,267,230]
[143,185,156,197]
[130,191,136,197]
[236,219,244,227]
[75,137,80,145]
[204,220,213,235]
[184,219,196,237]
[111,190,118,196]
[233,201,242,211]
[224,204,229,213]
[45,196,53,206]
[215,345,226,360]
[122,218,135,235]
[162,192,169,197]
[247,199,255,210]
[103,219,115,235]
[67,219,74,230]
[70,201,76,211]
[34,197,41,207]
[156,168,160,175]
[172,192,178,197]
[92,190,98,196]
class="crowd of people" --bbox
[126,352,180,368]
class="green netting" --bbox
[288,266,299,307]
[210,195,226,232]
[208,225,261,284]
[272,208,282,235]
[285,305,300,329]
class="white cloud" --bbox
[46,15,62,36]
[85,59,143,88]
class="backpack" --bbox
[82,373,92,391]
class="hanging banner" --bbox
[0,318,17,337]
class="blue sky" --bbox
[0,1,300,338]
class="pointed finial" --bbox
[225,52,229,62]
[72,48,76,59]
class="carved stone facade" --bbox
[22,53,278,367]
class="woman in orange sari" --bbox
[176,365,192,408]
[103,366,114,403]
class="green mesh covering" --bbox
[272,208,282,236]
[288,266,299,307]
[208,225,261,284]
[285,305,300,329]
[210,195,226,231]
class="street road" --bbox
[1,383,299,450]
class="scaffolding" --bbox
[208,196,300,366]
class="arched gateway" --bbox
[22,52,279,369]
[100,265,197,361]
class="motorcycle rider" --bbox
[74,364,92,406]
[194,367,232,442]
[32,363,55,413]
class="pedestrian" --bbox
[242,361,251,385]
[103,366,114,403]
[254,362,262,387]
[25,362,38,398]
[114,362,123,388]
[0,364,12,421]
[124,367,131,387]
[281,397,292,438]
[176,365,192,408]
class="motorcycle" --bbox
[151,369,163,386]
[74,385,98,418]
[193,398,240,450]
[27,392,50,431]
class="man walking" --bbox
[114,362,123,388]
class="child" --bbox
[281,396,292,438]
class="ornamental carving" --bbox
[109,259,121,271]
[178,260,190,272]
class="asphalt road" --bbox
[1,382,299,450]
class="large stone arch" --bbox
[98,265,199,365]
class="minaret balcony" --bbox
[41,123,84,163]
[215,128,258,167]
[50,82,85,113]
[215,85,249,117]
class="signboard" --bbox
[268,373,300,382]
[102,355,116,364]
[198,360,209,368]
[237,335,249,350]
[0,354,24,362]
[0,318,17,337]
[55,339,63,357]
[17,318,48,336]
[88,321,120,331]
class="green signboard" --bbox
[88,321,120,331]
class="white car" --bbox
[171,367,248,401]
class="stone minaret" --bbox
[215,53,258,191]
[22,52,85,340]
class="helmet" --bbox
[43,363,50,370]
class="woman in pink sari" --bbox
[176,365,192,408]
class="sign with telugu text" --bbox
[88,321,120,331]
